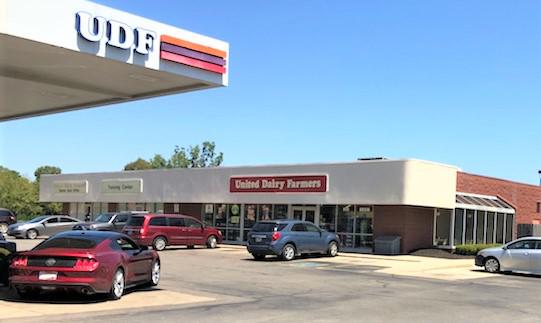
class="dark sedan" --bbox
[0,233,16,285]
[246,220,340,261]
[10,230,160,300]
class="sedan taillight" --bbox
[74,258,99,271]
[12,256,28,267]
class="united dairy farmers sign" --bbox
[230,175,328,193]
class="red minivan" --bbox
[122,214,223,251]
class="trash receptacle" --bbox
[374,236,401,255]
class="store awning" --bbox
[455,193,515,214]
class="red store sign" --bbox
[230,175,328,193]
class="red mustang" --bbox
[10,230,160,300]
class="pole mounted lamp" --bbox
[538,170,541,186]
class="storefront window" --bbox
[505,214,514,243]
[319,205,336,232]
[496,213,505,243]
[215,204,227,228]
[155,203,164,214]
[259,204,272,221]
[476,211,486,244]
[337,205,373,249]
[465,210,474,244]
[454,209,464,245]
[226,204,241,242]
[273,205,288,219]
[486,212,495,244]
[203,204,214,226]
[435,209,451,246]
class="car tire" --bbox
[281,244,296,261]
[150,261,160,286]
[187,245,195,249]
[206,235,218,249]
[252,254,266,261]
[484,257,500,273]
[327,241,339,257]
[152,236,167,251]
[109,268,125,300]
[0,223,8,235]
[26,229,38,240]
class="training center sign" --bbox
[230,175,328,193]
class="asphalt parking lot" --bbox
[2,239,541,323]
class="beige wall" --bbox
[40,159,459,209]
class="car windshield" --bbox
[95,213,113,223]
[28,216,49,223]
[34,237,104,250]
[252,222,287,232]
[125,216,145,227]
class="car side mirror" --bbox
[502,246,507,250]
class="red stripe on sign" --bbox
[160,51,226,74]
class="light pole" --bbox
[538,170,541,186]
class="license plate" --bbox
[39,271,57,281]
[255,237,262,242]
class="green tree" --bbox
[0,166,41,219]
[34,165,61,182]
[169,146,191,168]
[167,142,223,168]
[33,165,62,215]
[123,158,152,171]
[149,154,168,169]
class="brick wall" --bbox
[457,172,541,224]
[374,205,435,254]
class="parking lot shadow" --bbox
[471,269,541,279]
[0,285,163,304]
[242,253,333,262]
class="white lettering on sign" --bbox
[76,12,156,55]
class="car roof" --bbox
[143,213,197,219]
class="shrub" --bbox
[455,243,502,255]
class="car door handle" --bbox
[524,252,529,256]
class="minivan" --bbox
[122,213,223,251]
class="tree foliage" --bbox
[34,165,61,182]
[124,141,224,170]
[0,166,63,219]
[123,158,152,171]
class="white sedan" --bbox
[476,237,541,274]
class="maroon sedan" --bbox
[10,230,160,300]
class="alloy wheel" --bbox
[485,258,500,273]
[26,229,38,240]
[112,270,125,299]
[329,242,338,257]
[207,236,217,249]
[153,237,166,251]
[151,262,160,285]
[282,244,295,261]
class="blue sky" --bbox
[1,0,540,184]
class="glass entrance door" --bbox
[292,206,317,223]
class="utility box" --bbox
[374,236,401,255]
